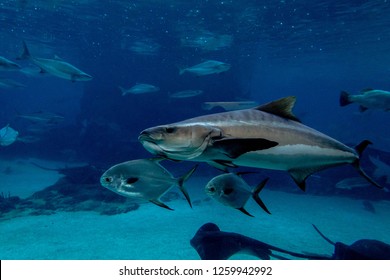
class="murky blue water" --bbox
[1,0,390,260]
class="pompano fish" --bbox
[0,124,19,146]
[119,83,159,95]
[179,60,231,76]
[202,101,258,111]
[205,173,270,217]
[139,96,383,191]
[100,158,197,210]
[0,56,21,71]
[340,89,390,112]
[18,41,92,82]
[169,90,203,98]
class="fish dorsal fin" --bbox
[54,55,64,60]
[255,96,301,122]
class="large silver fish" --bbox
[100,158,197,210]
[0,56,21,71]
[139,96,382,191]
[205,173,270,217]
[340,89,390,112]
[18,41,92,82]
[179,60,231,76]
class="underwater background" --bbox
[1,0,390,260]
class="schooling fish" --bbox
[179,60,231,76]
[340,89,390,112]
[118,83,160,96]
[139,96,383,191]
[205,173,270,217]
[18,41,92,82]
[0,56,21,71]
[100,158,197,210]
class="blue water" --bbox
[1,1,390,260]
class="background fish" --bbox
[205,173,270,217]
[119,83,160,95]
[100,158,197,210]
[18,41,92,82]
[202,101,258,111]
[0,56,21,71]
[340,89,390,112]
[0,124,19,146]
[169,90,203,98]
[179,60,231,76]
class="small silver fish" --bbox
[0,124,19,146]
[100,158,197,210]
[0,56,21,71]
[119,83,160,95]
[202,101,258,111]
[179,60,231,76]
[205,173,270,217]
[18,41,92,82]
[169,90,203,98]
[340,89,390,112]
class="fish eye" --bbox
[165,127,176,133]
[104,177,113,183]
[126,177,139,184]
[209,187,216,192]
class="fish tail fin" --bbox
[177,165,198,208]
[252,177,271,214]
[339,91,352,106]
[352,140,383,189]
[118,86,126,96]
[17,41,31,60]
[179,68,186,75]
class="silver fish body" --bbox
[340,89,390,112]
[100,158,196,210]
[139,96,382,190]
[179,60,231,76]
[205,173,270,216]
[19,41,92,82]
[0,56,21,70]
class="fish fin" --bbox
[289,169,313,191]
[212,138,278,159]
[54,55,63,60]
[252,177,271,214]
[311,224,335,246]
[71,75,77,83]
[339,91,352,106]
[359,105,368,112]
[237,207,254,217]
[352,140,384,189]
[39,68,47,74]
[17,41,31,60]
[207,161,231,171]
[150,199,174,210]
[118,86,126,95]
[177,165,198,208]
[255,96,301,122]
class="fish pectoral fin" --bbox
[149,199,174,211]
[208,160,237,171]
[212,138,278,159]
[289,166,325,191]
[237,207,254,217]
